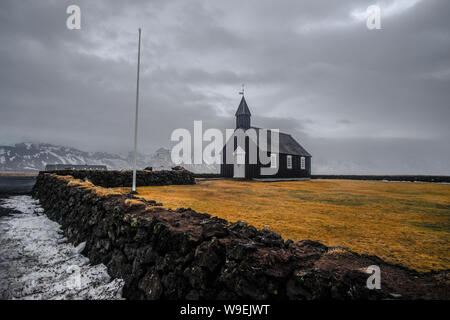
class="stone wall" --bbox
[44,169,195,188]
[31,173,448,300]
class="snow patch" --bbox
[0,196,124,300]
[48,151,67,164]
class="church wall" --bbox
[220,143,312,179]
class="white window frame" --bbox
[300,157,305,170]
[287,155,292,169]
[270,153,277,169]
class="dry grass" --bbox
[113,179,450,272]
[124,198,146,207]
[56,175,122,197]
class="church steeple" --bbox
[235,87,251,129]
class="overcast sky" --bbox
[1,0,449,174]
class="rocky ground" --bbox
[0,195,124,299]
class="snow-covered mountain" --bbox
[0,143,132,172]
[0,143,219,173]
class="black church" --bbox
[220,95,311,179]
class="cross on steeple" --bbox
[239,84,245,96]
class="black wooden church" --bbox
[220,95,311,179]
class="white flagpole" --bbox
[132,28,141,194]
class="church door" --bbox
[233,146,246,178]
[234,163,245,178]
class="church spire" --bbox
[235,96,251,117]
[235,85,251,129]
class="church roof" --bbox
[223,127,311,157]
[251,127,311,157]
[235,96,251,116]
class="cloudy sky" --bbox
[1,0,449,174]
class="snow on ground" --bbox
[0,196,124,300]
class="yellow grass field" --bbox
[115,179,450,272]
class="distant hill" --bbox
[0,143,130,172]
[0,143,219,173]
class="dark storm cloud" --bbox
[0,0,449,173]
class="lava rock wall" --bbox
[43,169,195,187]
[31,173,448,300]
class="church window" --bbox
[287,155,292,169]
